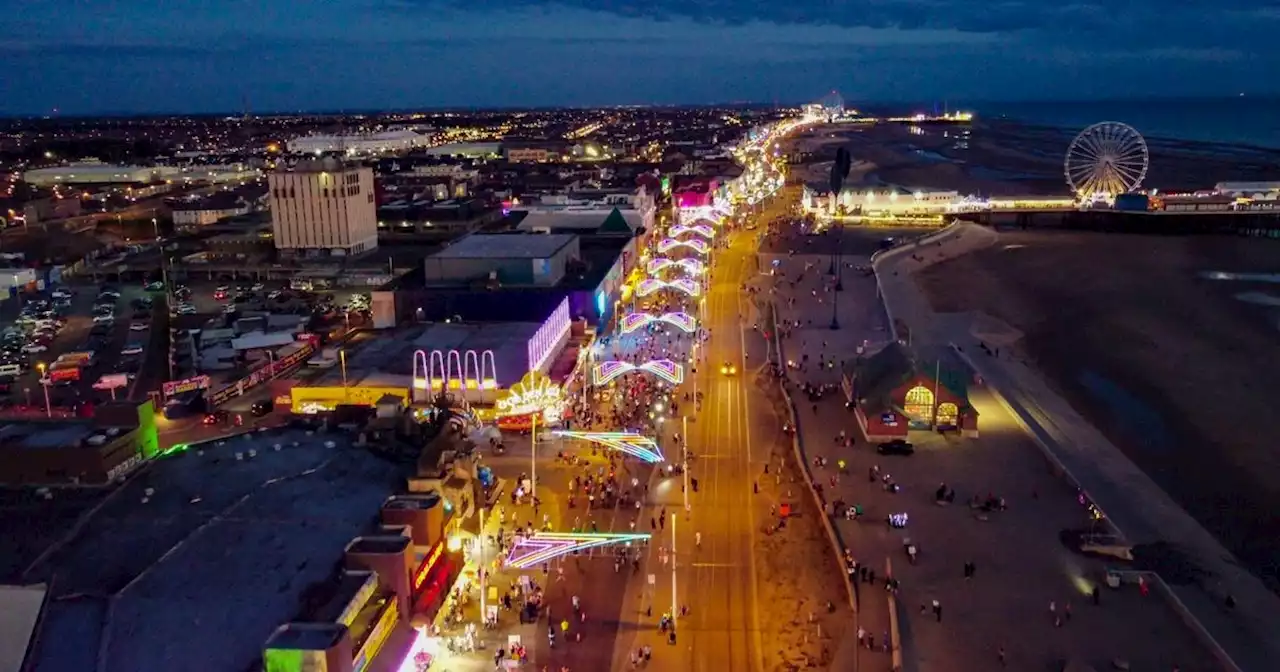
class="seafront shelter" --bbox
[840,343,978,441]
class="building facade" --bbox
[269,159,378,256]
[506,148,551,162]
[172,204,252,230]
[802,185,961,216]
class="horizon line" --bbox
[2,93,1276,122]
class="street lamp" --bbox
[339,349,348,399]
[828,147,852,330]
[35,363,51,417]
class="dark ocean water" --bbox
[951,97,1280,149]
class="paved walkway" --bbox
[877,222,1280,672]
[755,246,896,671]
[757,225,1222,672]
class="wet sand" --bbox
[915,230,1280,592]
[786,121,1280,197]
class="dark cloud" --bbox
[414,0,1275,41]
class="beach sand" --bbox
[785,121,1280,197]
[914,230,1280,591]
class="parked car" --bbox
[202,410,231,425]
[876,439,915,456]
[250,400,274,417]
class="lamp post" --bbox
[35,363,51,417]
[682,415,690,513]
[670,512,679,636]
[339,349,348,400]
[828,147,852,330]
[478,505,488,627]
[530,411,538,499]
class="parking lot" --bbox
[173,278,369,319]
[1,282,160,414]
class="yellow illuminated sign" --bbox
[290,386,408,413]
[495,371,562,418]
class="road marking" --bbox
[690,562,736,568]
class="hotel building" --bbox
[269,158,378,256]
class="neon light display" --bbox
[505,532,652,569]
[679,203,730,223]
[413,542,445,590]
[412,349,497,391]
[528,298,572,374]
[552,430,665,463]
[495,370,563,418]
[669,223,715,239]
[593,359,684,385]
[647,257,705,275]
[620,311,696,334]
[637,278,700,298]
[657,238,710,255]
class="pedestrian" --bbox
[650,517,656,530]
[998,646,1007,666]
[1064,601,1072,622]
[932,599,942,622]
[857,627,866,647]
[1091,585,1101,605]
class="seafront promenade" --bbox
[760,224,1213,671]
[875,222,1280,672]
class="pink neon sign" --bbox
[593,359,684,385]
[620,311,696,334]
[636,278,699,298]
[647,257,705,275]
[657,238,710,255]
[527,298,572,374]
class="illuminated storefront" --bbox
[411,540,458,616]
[351,599,399,672]
[290,386,409,414]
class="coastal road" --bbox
[673,190,811,672]
[674,221,767,672]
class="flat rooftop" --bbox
[20,427,403,672]
[0,421,125,450]
[430,233,575,260]
[317,321,542,389]
[265,622,349,652]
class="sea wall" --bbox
[958,208,1280,236]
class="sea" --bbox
[933,97,1280,150]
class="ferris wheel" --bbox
[1064,122,1148,199]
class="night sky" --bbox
[2,0,1276,115]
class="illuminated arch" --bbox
[446,350,463,390]
[412,350,429,390]
[620,312,696,334]
[481,350,497,389]
[903,385,935,421]
[936,402,959,427]
[593,359,684,386]
[505,532,651,569]
[464,350,480,390]
[429,351,446,390]
[647,257,705,276]
[669,223,715,240]
[551,430,665,463]
[657,238,710,256]
[637,278,700,298]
